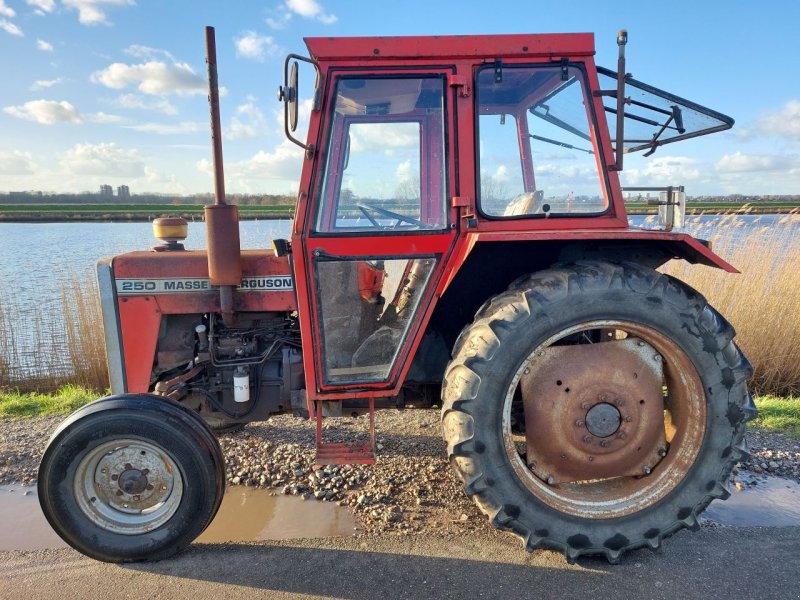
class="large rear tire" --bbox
[38,394,225,562]
[441,261,755,563]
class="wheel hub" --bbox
[520,337,668,484]
[584,402,621,437]
[118,468,149,495]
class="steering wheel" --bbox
[357,203,431,229]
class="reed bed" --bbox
[0,272,108,393]
[661,211,800,396]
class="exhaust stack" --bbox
[204,26,241,326]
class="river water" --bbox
[0,214,797,379]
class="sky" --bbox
[0,0,798,196]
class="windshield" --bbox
[477,65,608,218]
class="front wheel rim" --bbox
[74,438,184,535]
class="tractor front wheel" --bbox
[441,261,755,562]
[38,394,225,562]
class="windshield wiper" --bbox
[529,134,593,154]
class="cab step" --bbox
[314,398,376,466]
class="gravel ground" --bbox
[1,409,798,534]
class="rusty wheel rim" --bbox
[502,320,707,519]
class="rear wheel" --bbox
[38,394,225,562]
[441,261,755,562]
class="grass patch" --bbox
[0,384,98,418]
[752,395,800,438]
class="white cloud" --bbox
[60,142,145,177]
[285,0,337,24]
[4,99,82,124]
[228,100,267,141]
[350,122,418,154]
[266,9,291,30]
[115,93,177,115]
[26,0,56,14]
[715,152,794,173]
[36,38,53,51]
[621,156,700,186]
[0,150,36,175]
[91,60,205,96]
[88,111,123,123]
[395,160,412,181]
[29,77,64,90]
[123,44,175,62]
[0,1,14,17]
[234,31,278,61]
[197,139,303,183]
[125,121,203,135]
[0,18,23,36]
[62,0,135,26]
[754,100,800,140]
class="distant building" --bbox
[99,184,113,198]
[117,185,130,200]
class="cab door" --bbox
[294,70,458,397]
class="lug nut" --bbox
[638,341,645,347]
[654,354,662,362]
[598,393,608,402]
[146,484,154,491]
[523,368,530,375]
[581,402,590,410]
[615,398,625,406]
[100,468,107,474]
[546,475,555,485]
[583,435,592,443]
[527,462,537,471]
[625,416,633,423]
[574,419,584,427]
[618,432,627,440]
[111,474,118,481]
[116,490,123,496]
[600,440,609,447]
[658,448,667,457]
[133,495,140,501]
[643,466,652,475]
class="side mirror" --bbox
[277,53,321,155]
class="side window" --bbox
[477,65,608,217]
[315,76,447,232]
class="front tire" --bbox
[38,394,225,562]
[441,261,755,562]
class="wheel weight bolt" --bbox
[598,393,608,402]
[600,440,609,447]
[581,402,590,410]
[146,484,154,491]
[546,475,555,485]
[615,398,625,406]
[582,435,592,443]
[658,448,667,457]
[133,495,140,501]
[618,432,627,440]
[111,474,118,481]
[643,466,652,475]
[574,419,584,427]
[116,490,123,496]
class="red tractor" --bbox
[39,27,753,564]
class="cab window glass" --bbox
[477,65,608,217]
[315,76,447,232]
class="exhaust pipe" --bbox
[204,25,241,326]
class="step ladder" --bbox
[314,399,376,466]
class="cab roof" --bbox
[304,33,595,62]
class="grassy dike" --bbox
[0,387,798,439]
[0,203,295,221]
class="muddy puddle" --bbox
[0,485,358,551]
[703,474,800,527]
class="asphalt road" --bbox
[1,527,799,600]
